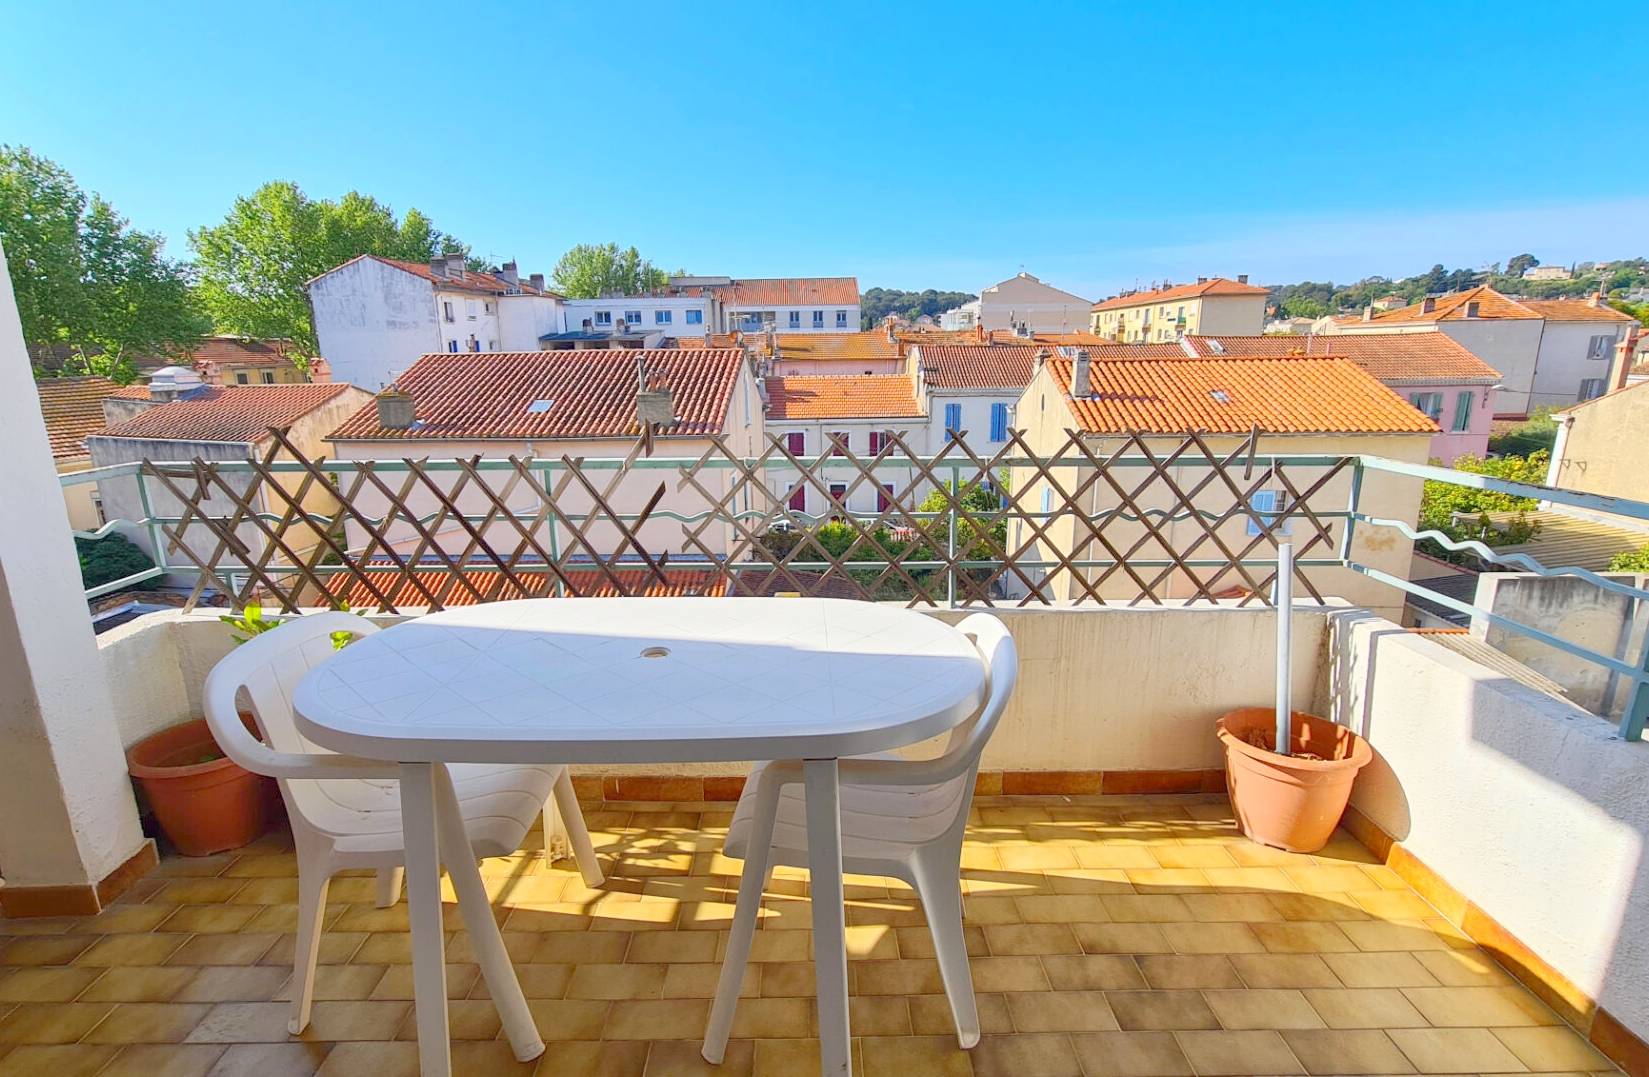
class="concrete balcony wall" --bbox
[1332,610,1649,1047]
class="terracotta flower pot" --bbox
[126,718,270,856]
[1216,708,1372,854]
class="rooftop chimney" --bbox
[444,252,467,278]
[528,272,546,293]
[376,385,415,430]
[1197,276,1208,285]
[1362,305,1374,322]
[145,365,203,404]
[1587,291,1603,308]
[307,357,332,383]
[1034,347,1051,371]
[1071,349,1092,398]
[1420,297,1437,314]
[885,322,896,344]
[1237,274,1249,285]
[498,261,519,287]
[635,358,675,431]
[429,256,447,279]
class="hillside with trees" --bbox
[859,287,976,329]
[1269,257,1649,320]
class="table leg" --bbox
[400,763,451,1077]
[804,758,851,1077]
[430,764,544,1063]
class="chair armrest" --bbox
[250,751,404,781]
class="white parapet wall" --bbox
[1330,610,1649,1042]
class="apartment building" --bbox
[308,254,564,390]
[762,375,929,517]
[699,276,861,333]
[33,375,122,531]
[1326,285,1637,417]
[561,292,721,340]
[939,272,1091,334]
[1090,276,1268,342]
[185,337,306,386]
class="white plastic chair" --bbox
[202,611,605,1035]
[703,612,1017,1058]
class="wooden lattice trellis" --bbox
[135,426,1352,613]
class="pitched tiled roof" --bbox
[770,332,901,361]
[1185,333,1500,383]
[765,375,922,420]
[320,564,731,608]
[186,337,293,368]
[1363,285,1633,325]
[34,376,120,459]
[1517,298,1637,323]
[919,344,1187,390]
[1092,278,1268,312]
[327,350,744,441]
[1047,356,1437,435]
[90,384,355,443]
[712,277,859,307]
[318,255,562,298]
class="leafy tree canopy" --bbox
[859,288,975,330]
[2,145,207,378]
[1417,451,1548,562]
[1505,253,1539,278]
[552,243,675,299]
[1266,258,1649,322]
[190,182,466,356]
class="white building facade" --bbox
[964,273,1092,335]
[562,294,720,338]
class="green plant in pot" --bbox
[125,605,364,856]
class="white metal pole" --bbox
[1275,542,1294,752]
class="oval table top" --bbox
[293,597,988,764]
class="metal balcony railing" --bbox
[59,427,1649,740]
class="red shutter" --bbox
[868,431,882,454]
[785,432,805,455]
[788,485,806,512]
[878,483,893,512]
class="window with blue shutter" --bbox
[944,403,962,441]
[1246,490,1291,536]
[989,402,1008,442]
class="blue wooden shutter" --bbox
[945,403,962,440]
[990,402,1008,442]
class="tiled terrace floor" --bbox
[0,795,1620,1077]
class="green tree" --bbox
[190,182,466,356]
[1505,253,1539,278]
[551,243,673,299]
[1417,451,1548,561]
[858,287,976,330]
[1,146,206,380]
[1609,546,1649,572]
[75,532,154,590]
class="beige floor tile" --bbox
[166,934,281,967]
[970,956,1050,992]
[1320,951,1439,988]
[565,963,666,1000]
[626,931,717,964]
[172,967,288,1004]
[1492,1025,1614,1071]
[314,1042,416,1076]
[661,961,756,999]
[0,1002,114,1044]
[856,1034,972,1077]
[77,907,175,935]
[1250,922,1359,954]
[1160,922,1265,954]
[1336,919,1452,952]
[157,906,262,935]
[72,934,189,967]
[1227,954,1342,989]
[1266,893,1371,923]
[1125,868,1210,894]
[1101,895,1194,923]
[0,1044,121,1077]
[604,997,711,1039]
[1071,846,1159,870]
[1413,948,1516,987]
[78,966,197,1003]
[1349,890,1441,921]
[1006,988,1119,1031]
[1018,894,1110,924]
[970,1031,1084,1076]
[389,998,498,1042]
[1202,867,1301,894]
[998,846,1080,871]
[1151,846,1237,870]
[0,968,103,1004]
[1106,990,1219,1031]
[847,994,912,1036]
[204,1041,331,1076]
[642,1038,748,1076]
[1136,955,1242,990]
[856,959,944,996]
[1074,923,1173,954]
[1179,894,1284,923]
[1284,867,1384,894]
[1175,1029,1305,1075]
[1301,988,1428,1029]
[98,1043,226,1077]
[1401,985,1555,1027]
[1040,954,1146,991]
[521,999,609,1041]
[183,1002,298,1044]
[1387,1026,1528,1073]
[369,962,477,1001]
[529,932,631,965]
[896,924,987,961]
[82,1002,211,1044]
[274,964,387,1003]
[1279,1028,1416,1074]
[909,991,1011,1036]
[1069,1030,1194,1076]
[981,924,1080,956]
[1203,988,1326,1030]
[730,996,811,1039]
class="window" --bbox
[594,311,612,326]
[442,301,455,323]
[878,483,894,513]
[1451,391,1474,432]
[1247,490,1292,536]
[1408,392,1444,421]
[788,310,801,329]
[828,483,848,515]
[835,310,849,328]
[1579,378,1606,402]
[447,339,459,352]
[466,299,478,320]
[624,310,642,327]
[944,403,962,441]
[830,431,849,456]
[235,371,249,384]
[261,371,276,384]
[1587,334,1614,359]
[484,301,496,315]
[989,402,1009,442]
[685,309,703,325]
[1040,487,1053,515]
[654,310,672,325]
[785,431,805,456]
[868,431,886,455]
[812,310,824,328]
[788,485,806,512]
[486,339,496,350]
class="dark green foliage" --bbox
[75,532,154,590]
[1488,408,1559,457]
[858,288,976,330]
[1267,258,1649,319]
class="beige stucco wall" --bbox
[1550,384,1649,504]
[58,456,102,533]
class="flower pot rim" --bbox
[126,719,241,781]
[1216,707,1372,774]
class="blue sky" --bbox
[3,2,1644,300]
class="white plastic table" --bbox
[292,596,988,1076]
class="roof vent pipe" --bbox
[1071,348,1092,398]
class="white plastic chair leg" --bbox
[702,776,781,1064]
[287,867,331,1034]
[912,850,979,1048]
[374,866,403,909]
[552,769,605,887]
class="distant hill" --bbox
[859,287,976,330]
[1267,257,1649,319]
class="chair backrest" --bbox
[202,611,381,779]
[938,612,1018,778]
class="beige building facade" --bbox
[1090,277,1268,342]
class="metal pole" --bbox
[1619,618,1649,741]
[1275,541,1294,751]
[946,465,959,607]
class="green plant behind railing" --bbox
[1418,451,1547,562]
[221,602,364,650]
[76,532,154,591]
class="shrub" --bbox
[75,532,154,590]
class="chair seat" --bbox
[292,762,565,859]
[724,760,969,871]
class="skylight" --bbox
[1210,390,1232,403]
[526,399,554,414]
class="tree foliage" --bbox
[1609,546,1649,572]
[1505,253,1539,278]
[75,532,154,590]
[1417,451,1548,561]
[1266,258,1649,320]
[858,288,975,330]
[190,182,467,356]
[1488,407,1559,457]
[2,145,207,377]
[551,243,674,299]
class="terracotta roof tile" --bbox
[186,337,294,368]
[323,564,731,607]
[1517,298,1637,323]
[765,375,922,420]
[1048,356,1438,435]
[327,350,744,441]
[1092,277,1268,312]
[1185,333,1501,383]
[34,376,120,459]
[1363,285,1633,325]
[711,277,859,307]
[317,255,562,298]
[919,343,1185,390]
[90,384,355,443]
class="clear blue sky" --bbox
[3,2,1644,300]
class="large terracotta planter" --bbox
[126,719,270,856]
[1216,708,1372,854]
